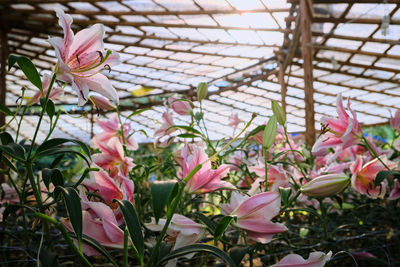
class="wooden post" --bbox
[300,0,316,146]
[0,26,7,128]
[277,57,287,114]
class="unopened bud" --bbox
[300,173,350,198]
[271,100,286,126]
[89,94,116,110]
[197,82,208,102]
[263,115,277,149]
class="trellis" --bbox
[0,0,399,145]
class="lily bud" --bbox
[300,173,350,197]
[263,115,278,149]
[271,100,286,126]
[197,82,208,102]
[168,97,193,116]
[89,94,116,110]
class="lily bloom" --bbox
[249,162,289,191]
[271,251,332,267]
[154,111,175,138]
[62,192,124,256]
[221,191,287,243]
[93,113,138,151]
[350,155,397,199]
[147,214,205,267]
[312,94,362,156]
[168,97,192,116]
[49,8,120,106]
[83,169,134,206]
[27,74,63,105]
[180,143,234,194]
[390,110,400,132]
[228,113,240,130]
[92,137,135,177]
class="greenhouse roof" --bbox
[0,0,399,144]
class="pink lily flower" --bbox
[49,8,120,106]
[221,191,287,243]
[228,113,240,130]
[92,137,135,177]
[83,169,134,206]
[350,155,397,199]
[312,94,362,156]
[62,192,124,256]
[271,251,332,267]
[388,180,400,200]
[154,111,175,138]
[147,214,205,267]
[228,151,245,172]
[168,97,192,116]
[390,110,400,132]
[180,143,234,194]
[93,114,138,151]
[249,162,289,191]
[27,74,63,105]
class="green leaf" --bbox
[0,143,26,161]
[42,168,64,189]
[214,216,234,244]
[170,125,203,136]
[113,199,144,262]
[2,204,21,222]
[167,182,180,210]
[0,132,14,145]
[55,186,82,250]
[1,154,18,172]
[375,170,400,187]
[279,187,292,206]
[263,115,277,149]
[81,234,118,267]
[194,212,216,234]
[229,247,248,266]
[157,244,236,267]
[151,181,177,223]
[46,99,56,118]
[39,148,90,166]
[36,138,91,160]
[177,133,199,139]
[0,103,13,116]
[8,55,42,92]
[126,107,152,119]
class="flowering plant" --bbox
[1,9,400,267]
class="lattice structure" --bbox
[0,0,399,144]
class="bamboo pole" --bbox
[0,26,7,128]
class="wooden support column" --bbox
[277,57,287,114]
[300,0,316,146]
[0,26,7,128]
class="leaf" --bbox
[0,132,14,145]
[279,187,292,206]
[126,107,152,119]
[42,168,64,190]
[229,247,248,266]
[36,138,91,160]
[8,55,42,92]
[0,143,26,161]
[151,181,177,223]
[0,103,13,116]
[194,212,215,234]
[1,154,18,172]
[375,170,400,187]
[46,99,56,118]
[214,216,234,244]
[167,182,180,210]
[55,186,82,250]
[177,133,199,139]
[113,199,144,262]
[38,148,90,166]
[170,125,203,136]
[81,234,118,267]
[2,204,21,222]
[263,115,277,149]
[157,244,236,267]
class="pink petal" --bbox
[82,73,119,104]
[68,24,105,60]
[271,251,332,267]
[235,191,280,218]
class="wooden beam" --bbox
[300,0,316,146]
[0,27,7,128]
[277,57,287,114]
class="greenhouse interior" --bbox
[0,0,399,266]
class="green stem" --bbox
[27,73,57,159]
[15,105,28,142]
[284,127,308,180]
[123,227,129,267]
[264,148,268,191]
[362,135,390,170]
[34,212,92,267]
[116,106,128,156]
